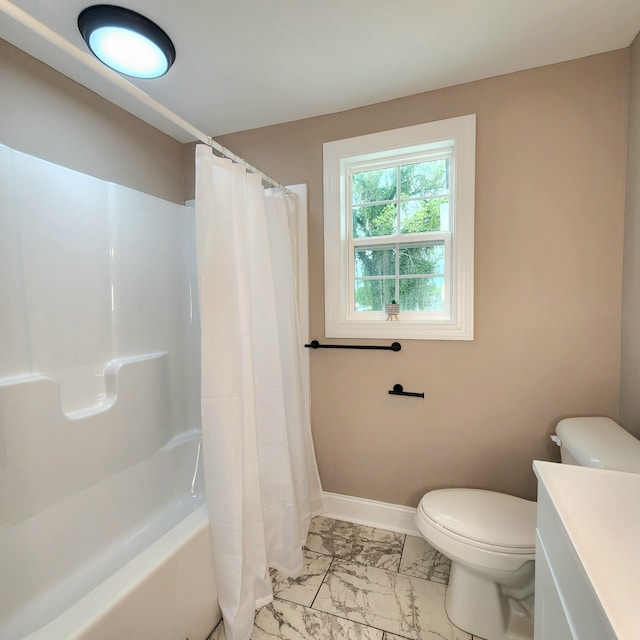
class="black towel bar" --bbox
[305,340,401,352]
[388,384,424,399]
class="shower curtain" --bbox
[195,144,323,640]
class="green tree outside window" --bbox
[352,159,449,312]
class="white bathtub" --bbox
[26,505,220,640]
[0,429,221,640]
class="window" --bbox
[323,115,475,340]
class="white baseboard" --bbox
[322,491,420,536]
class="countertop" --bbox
[533,461,640,640]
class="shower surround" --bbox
[0,144,219,639]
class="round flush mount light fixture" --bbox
[78,5,175,79]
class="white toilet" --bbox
[415,416,640,640]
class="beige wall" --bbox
[0,39,186,203]
[216,51,629,505]
[2,35,629,506]
[620,34,640,435]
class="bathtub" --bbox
[0,428,221,640]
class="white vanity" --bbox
[534,460,640,639]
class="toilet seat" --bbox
[417,489,536,554]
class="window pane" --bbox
[353,203,397,238]
[399,277,445,311]
[352,167,397,205]
[400,197,449,233]
[400,159,449,197]
[399,244,444,276]
[354,279,395,311]
[355,247,395,277]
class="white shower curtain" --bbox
[195,144,323,640]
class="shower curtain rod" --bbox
[0,0,289,194]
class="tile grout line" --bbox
[308,555,334,609]
[397,533,407,574]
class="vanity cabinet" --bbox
[533,461,640,640]
[533,532,573,640]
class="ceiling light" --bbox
[78,5,175,79]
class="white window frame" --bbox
[323,114,475,340]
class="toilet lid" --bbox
[419,489,536,550]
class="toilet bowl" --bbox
[415,417,640,640]
[416,489,536,640]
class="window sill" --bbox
[325,317,474,341]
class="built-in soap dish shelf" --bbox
[0,351,173,527]
[0,351,168,419]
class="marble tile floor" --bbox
[209,515,480,640]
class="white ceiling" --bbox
[2,0,640,142]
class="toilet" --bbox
[415,417,640,640]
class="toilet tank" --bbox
[556,417,640,473]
